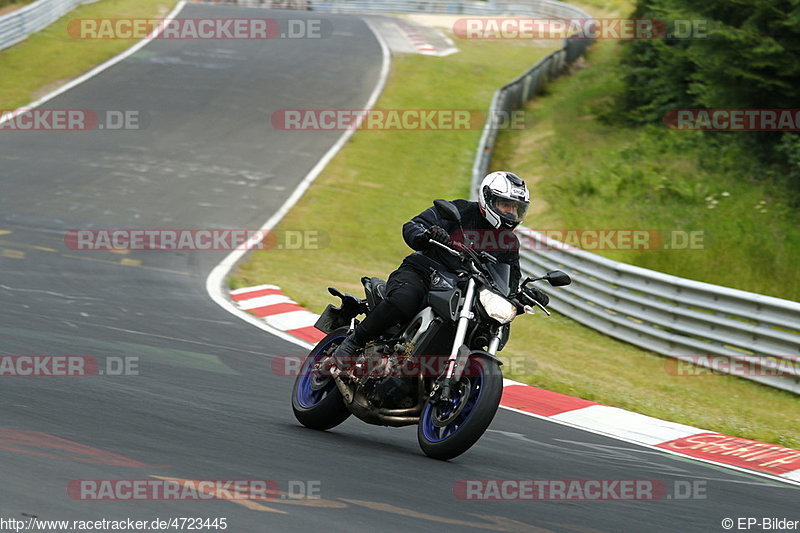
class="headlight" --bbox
[478,289,517,324]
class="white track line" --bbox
[197,10,800,487]
[501,405,800,488]
[9,4,795,486]
[230,284,281,295]
[0,1,188,127]
[204,16,392,350]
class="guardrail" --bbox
[299,0,800,393]
[513,231,800,393]
[0,0,92,52]
[468,21,800,393]
[202,0,591,19]
[12,0,793,393]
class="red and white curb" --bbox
[395,19,458,57]
[231,283,800,484]
[502,379,800,483]
[230,284,326,344]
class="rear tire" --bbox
[417,355,502,460]
[291,327,352,430]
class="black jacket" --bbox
[400,199,522,293]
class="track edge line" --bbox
[204,14,392,350]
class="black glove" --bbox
[424,225,451,248]
[519,286,549,308]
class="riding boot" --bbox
[333,331,365,357]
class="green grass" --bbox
[0,0,177,110]
[569,0,634,17]
[0,0,35,9]
[492,40,800,301]
[12,0,794,452]
[232,30,800,448]
[501,313,800,449]
[232,37,561,302]
[488,39,800,447]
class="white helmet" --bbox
[478,171,530,229]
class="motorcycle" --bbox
[291,200,571,460]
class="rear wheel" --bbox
[291,327,352,430]
[417,355,502,460]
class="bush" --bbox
[617,0,800,192]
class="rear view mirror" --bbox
[433,199,461,223]
[545,270,571,287]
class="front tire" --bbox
[291,327,352,430]
[417,355,502,460]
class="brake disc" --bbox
[310,356,335,390]
[431,379,472,427]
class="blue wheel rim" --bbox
[295,335,343,409]
[420,359,484,443]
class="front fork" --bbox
[445,278,477,380]
[432,278,503,403]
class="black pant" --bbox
[352,265,429,344]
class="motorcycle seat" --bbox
[361,276,387,311]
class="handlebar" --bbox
[529,299,551,316]
[429,238,552,317]
[428,239,500,293]
[428,238,461,256]
[428,239,495,262]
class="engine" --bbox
[353,343,417,409]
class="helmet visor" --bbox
[490,196,529,225]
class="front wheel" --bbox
[417,355,503,460]
[291,327,352,430]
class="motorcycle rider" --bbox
[334,171,549,357]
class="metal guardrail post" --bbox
[11,0,796,392]
[0,0,91,52]
[460,3,800,393]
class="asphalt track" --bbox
[0,5,797,532]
